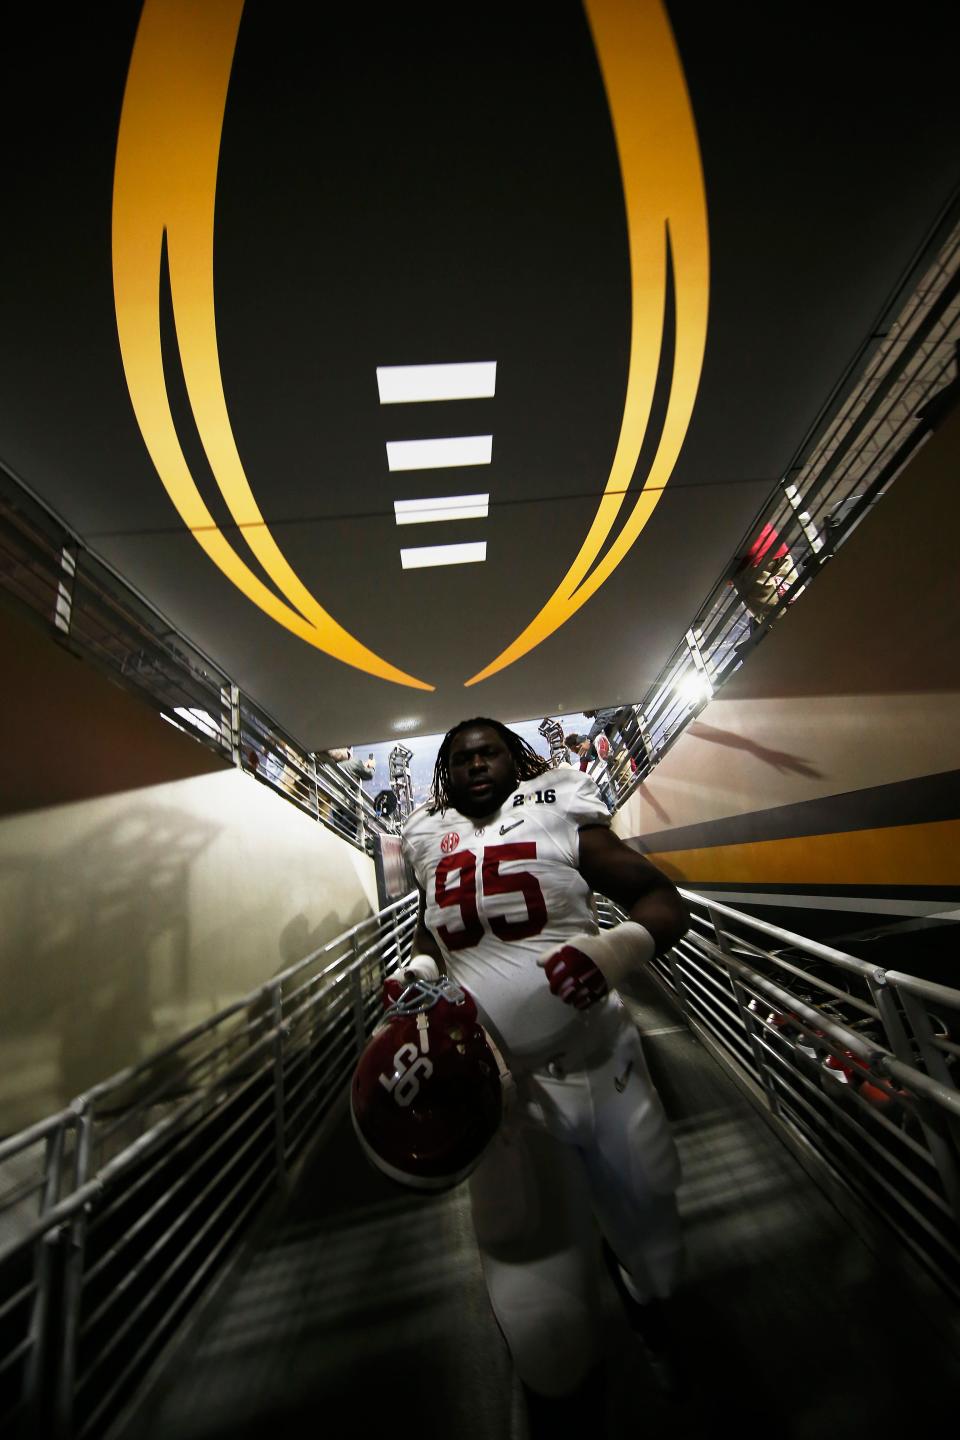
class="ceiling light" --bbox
[676,673,712,705]
[394,494,489,525]
[386,436,492,472]
[377,362,496,404]
[401,542,487,569]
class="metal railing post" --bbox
[391,908,402,980]
[54,545,76,635]
[896,986,960,1119]
[661,943,690,1017]
[783,479,824,555]
[220,684,240,765]
[866,967,960,1203]
[350,935,367,1054]
[636,710,655,765]
[269,982,288,1185]
[684,627,715,698]
[23,1122,66,1428]
[309,752,320,821]
[707,905,780,1116]
[55,1104,93,1439]
[896,986,960,1221]
[867,970,915,1062]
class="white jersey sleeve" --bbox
[401,769,613,1062]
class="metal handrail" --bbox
[0,892,419,1438]
[596,892,960,1302]
[0,1110,77,1168]
[74,894,415,1113]
[681,890,904,981]
[716,942,960,1120]
[882,972,960,1008]
[0,460,396,857]
[2,888,959,1434]
[590,209,960,812]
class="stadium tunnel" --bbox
[1,1,959,1436]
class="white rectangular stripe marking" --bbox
[394,494,489,525]
[377,362,496,404]
[400,542,487,569]
[386,435,492,471]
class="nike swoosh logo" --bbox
[499,819,525,835]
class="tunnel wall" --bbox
[0,604,377,1132]
[613,407,960,949]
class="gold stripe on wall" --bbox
[465,0,709,685]
[646,819,960,888]
[112,0,432,690]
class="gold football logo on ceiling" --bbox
[113,0,708,692]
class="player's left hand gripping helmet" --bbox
[351,976,504,1191]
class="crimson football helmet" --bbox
[351,976,503,1191]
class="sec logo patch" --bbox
[440,832,460,854]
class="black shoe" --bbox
[601,1241,681,1397]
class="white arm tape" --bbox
[561,923,656,988]
[405,954,441,981]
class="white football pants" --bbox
[469,1001,682,1397]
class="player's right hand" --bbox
[382,976,407,1008]
[537,943,609,1009]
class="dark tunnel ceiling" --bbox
[0,1,957,748]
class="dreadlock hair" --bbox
[428,717,553,815]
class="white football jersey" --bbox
[402,767,612,1061]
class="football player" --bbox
[400,718,689,1419]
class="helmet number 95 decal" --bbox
[379,1041,434,1108]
